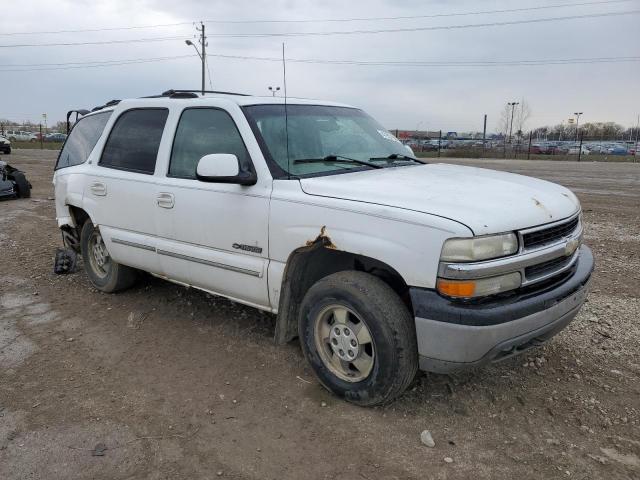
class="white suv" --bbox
[53,90,593,405]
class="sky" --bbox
[0,0,639,132]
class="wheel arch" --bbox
[274,239,413,345]
[59,204,93,252]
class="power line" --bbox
[0,0,633,36]
[1,10,636,48]
[203,10,640,37]
[0,22,192,37]
[0,55,195,72]
[208,53,640,66]
[202,0,636,23]
[0,35,185,48]
[0,54,196,68]
[1,53,637,72]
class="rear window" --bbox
[99,108,168,175]
[55,112,112,170]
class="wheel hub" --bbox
[92,237,109,267]
[88,230,111,278]
[329,325,359,361]
[314,304,375,383]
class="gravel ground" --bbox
[1,150,639,480]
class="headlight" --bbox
[440,233,518,262]
[437,272,521,298]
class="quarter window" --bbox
[169,108,251,179]
[55,111,112,170]
[100,109,168,174]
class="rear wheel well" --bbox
[62,205,90,252]
[274,244,412,344]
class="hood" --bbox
[299,163,580,235]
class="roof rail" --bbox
[161,89,250,97]
[90,99,121,112]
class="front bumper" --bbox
[411,245,594,373]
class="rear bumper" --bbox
[411,245,594,373]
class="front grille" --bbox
[522,216,579,249]
[525,254,573,279]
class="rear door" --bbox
[86,108,170,275]
[153,106,272,309]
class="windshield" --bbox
[243,104,414,178]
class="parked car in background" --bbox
[4,130,38,142]
[0,136,11,154]
[608,146,628,155]
[568,146,590,155]
[45,132,68,143]
[419,140,438,151]
[530,144,544,154]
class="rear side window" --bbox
[100,108,168,174]
[169,108,251,179]
[55,112,112,170]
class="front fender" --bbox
[269,182,472,290]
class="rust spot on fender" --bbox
[305,225,337,249]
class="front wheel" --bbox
[299,271,418,406]
[80,220,137,293]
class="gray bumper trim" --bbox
[416,279,589,373]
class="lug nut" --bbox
[344,328,350,335]
[334,327,341,335]
[348,350,354,357]
[350,339,357,347]
[331,338,338,346]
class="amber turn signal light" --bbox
[436,279,476,298]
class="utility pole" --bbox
[574,112,583,143]
[482,114,487,154]
[635,114,639,163]
[508,102,519,144]
[199,22,206,95]
[185,22,208,94]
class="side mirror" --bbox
[196,154,256,185]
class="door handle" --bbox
[90,181,107,196]
[156,192,175,209]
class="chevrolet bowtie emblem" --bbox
[564,238,579,256]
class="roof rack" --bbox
[141,89,250,99]
[90,99,121,112]
[163,89,250,97]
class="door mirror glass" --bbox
[196,153,240,179]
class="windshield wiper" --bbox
[369,153,423,164]
[293,154,383,169]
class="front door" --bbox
[153,107,271,309]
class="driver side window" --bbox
[169,108,250,179]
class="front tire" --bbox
[299,271,418,406]
[80,220,137,293]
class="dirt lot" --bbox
[1,150,639,480]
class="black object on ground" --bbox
[54,247,77,274]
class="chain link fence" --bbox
[401,130,638,162]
